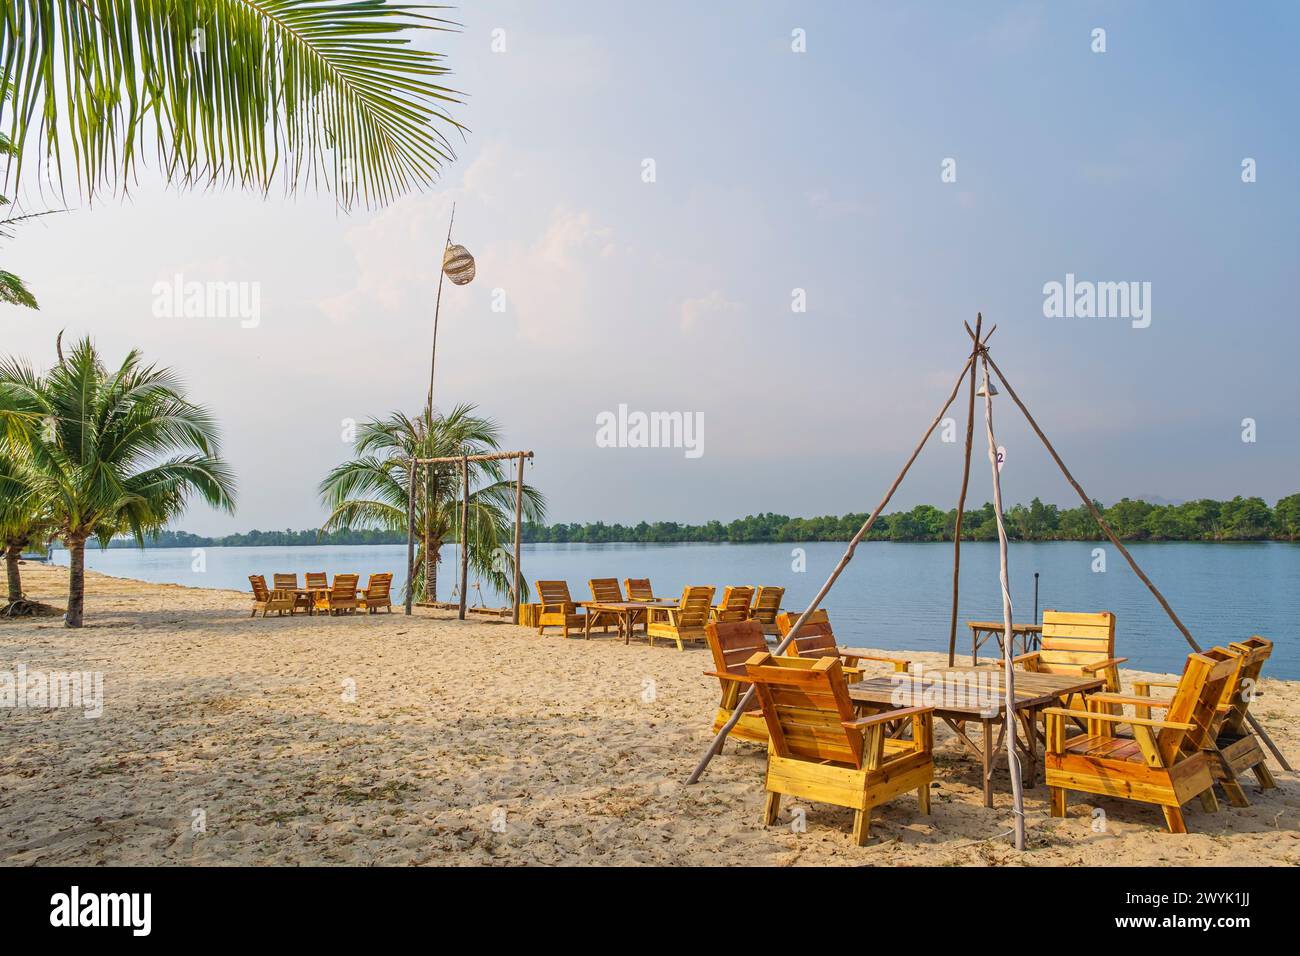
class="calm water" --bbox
[50,540,1299,678]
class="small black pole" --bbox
[1033,571,1040,624]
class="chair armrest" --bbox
[1088,692,1170,710]
[1041,707,1192,731]
[703,671,752,685]
[1081,657,1127,674]
[1132,680,1179,693]
[1011,651,1040,665]
[843,706,933,730]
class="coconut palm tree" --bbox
[1,1,463,209]
[0,450,53,606]
[320,403,544,604]
[2,339,236,626]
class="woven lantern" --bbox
[443,243,476,285]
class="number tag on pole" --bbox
[996,445,1007,473]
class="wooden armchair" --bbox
[749,586,785,636]
[711,585,755,624]
[305,572,329,592]
[315,574,360,615]
[703,620,769,745]
[360,573,393,613]
[624,578,656,602]
[249,575,295,617]
[776,609,910,676]
[1012,610,1124,702]
[274,573,311,614]
[1045,650,1237,833]
[646,586,714,650]
[587,577,626,635]
[1134,636,1276,805]
[535,580,585,638]
[745,652,934,845]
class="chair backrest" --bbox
[625,578,655,602]
[536,580,574,607]
[366,573,392,599]
[1159,651,1239,765]
[589,578,623,603]
[674,586,715,628]
[750,586,785,623]
[331,573,359,598]
[1038,610,1116,675]
[776,608,839,659]
[1218,636,1272,737]
[706,620,769,683]
[745,652,860,766]
[306,572,328,590]
[273,573,298,591]
[714,586,755,623]
[249,575,269,601]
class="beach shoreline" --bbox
[2,564,1297,866]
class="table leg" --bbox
[1020,709,1037,788]
[623,610,631,645]
[584,612,591,640]
[982,720,994,808]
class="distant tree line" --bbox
[66,494,1300,550]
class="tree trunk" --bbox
[65,536,86,628]
[4,544,22,603]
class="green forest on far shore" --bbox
[64,494,1300,550]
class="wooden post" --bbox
[948,313,981,665]
[984,352,1294,772]
[513,454,524,625]
[458,454,469,621]
[404,457,416,615]
[426,204,456,415]
[687,353,976,784]
[980,352,1026,851]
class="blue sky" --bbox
[3,1,1297,534]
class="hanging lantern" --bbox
[443,243,476,285]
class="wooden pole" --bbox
[984,351,1293,773]
[686,352,976,784]
[513,454,524,625]
[458,455,469,621]
[980,352,1026,851]
[404,457,417,615]
[426,203,456,416]
[948,312,981,665]
[415,450,533,465]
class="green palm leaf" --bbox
[1,0,465,208]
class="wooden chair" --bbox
[587,577,625,635]
[1134,636,1276,806]
[1012,610,1124,701]
[1045,650,1237,833]
[624,578,656,602]
[776,610,910,676]
[710,585,755,624]
[703,620,769,745]
[249,575,295,617]
[274,573,310,614]
[315,573,360,615]
[360,573,393,614]
[305,571,328,592]
[745,652,934,846]
[535,580,585,638]
[646,586,714,650]
[749,586,785,636]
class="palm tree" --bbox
[2,339,236,626]
[320,403,544,604]
[1,1,463,209]
[0,449,53,606]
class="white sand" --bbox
[2,563,1297,866]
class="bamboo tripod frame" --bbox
[686,318,1292,838]
[403,450,535,623]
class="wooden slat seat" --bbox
[274,573,310,613]
[249,575,295,617]
[535,580,585,638]
[749,586,785,636]
[776,609,910,675]
[587,578,626,635]
[624,578,656,602]
[360,573,393,613]
[646,586,714,651]
[316,573,359,615]
[711,585,755,624]
[745,652,934,846]
[1013,610,1124,702]
[704,620,769,745]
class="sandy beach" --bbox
[1,563,1297,867]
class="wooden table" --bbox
[582,600,679,643]
[967,621,1042,665]
[291,588,328,615]
[848,666,1103,808]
